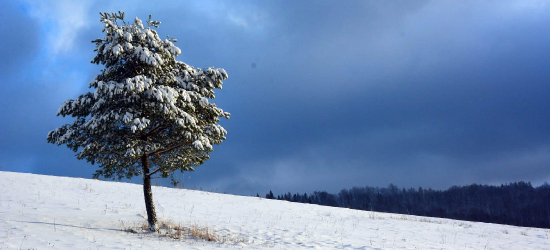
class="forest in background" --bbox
[264,182,550,229]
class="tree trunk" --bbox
[142,153,158,231]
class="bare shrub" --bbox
[120,219,230,243]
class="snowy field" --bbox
[1,171,548,249]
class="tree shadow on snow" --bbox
[14,220,120,232]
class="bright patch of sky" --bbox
[23,0,93,56]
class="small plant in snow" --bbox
[520,231,528,236]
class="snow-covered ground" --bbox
[1,171,548,249]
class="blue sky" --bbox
[2,0,550,195]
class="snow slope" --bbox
[1,171,548,249]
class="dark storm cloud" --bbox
[0,2,39,75]
[4,1,550,195]
[0,1,41,172]
[192,1,550,194]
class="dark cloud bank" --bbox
[2,1,550,195]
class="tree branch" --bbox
[104,148,122,157]
[151,143,182,157]
[145,125,167,137]
[147,167,167,177]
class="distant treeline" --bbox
[263,182,550,228]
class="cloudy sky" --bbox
[2,0,550,195]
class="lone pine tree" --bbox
[47,12,230,231]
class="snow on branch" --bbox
[48,12,231,181]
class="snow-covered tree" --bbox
[47,12,230,231]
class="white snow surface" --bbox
[1,171,548,249]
